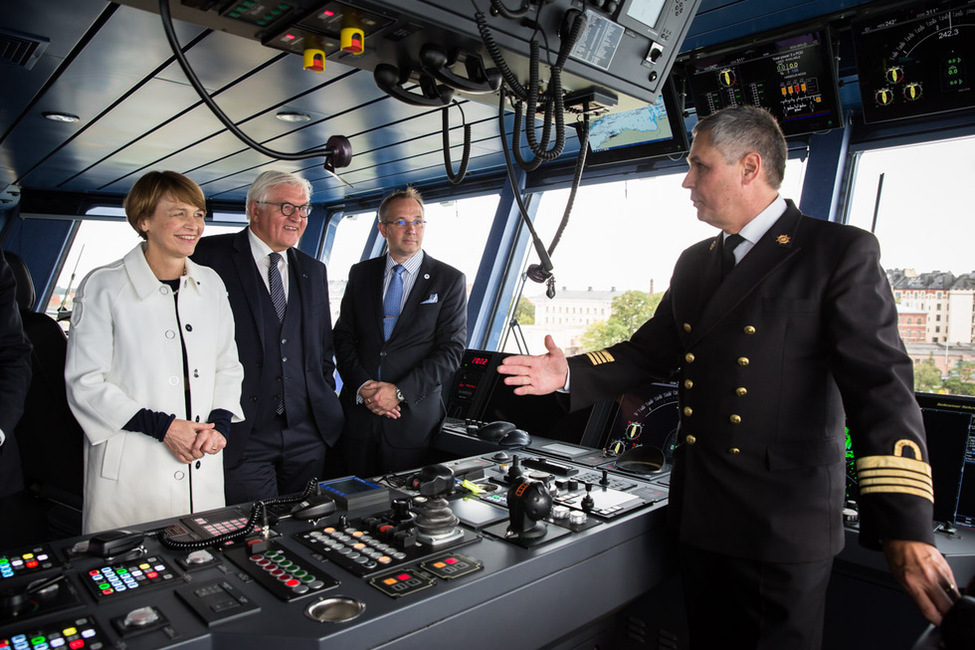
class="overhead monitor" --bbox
[683,28,844,137]
[852,0,975,124]
[586,78,689,166]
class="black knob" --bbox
[600,469,610,486]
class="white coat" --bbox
[66,243,244,534]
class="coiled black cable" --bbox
[442,101,472,184]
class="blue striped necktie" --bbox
[383,264,405,340]
[268,252,286,322]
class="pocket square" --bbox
[420,293,438,304]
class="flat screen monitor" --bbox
[683,28,843,137]
[586,78,689,166]
[848,392,975,527]
[852,0,975,124]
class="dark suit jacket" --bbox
[192,229,344,468]
[568,201,934,563]
[334,253,467,449]
[0,251,32,496]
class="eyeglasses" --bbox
[383,219,426,228]
[261,201,311,218]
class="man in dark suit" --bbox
[0,250,31,500]
[334,187,467,477]
[192,170,344,503]
[498,106,957,649]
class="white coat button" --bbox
[174,471,185,480]
[165,330,176,339]
[169,376,179,386]
[281,338,287,344]
[159,286,169,295]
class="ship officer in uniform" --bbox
[498,105,958,649]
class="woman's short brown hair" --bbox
[123,171,207,239]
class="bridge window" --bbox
[846,136,975,395]
[503,159,806,356]
[324,194,500,324]
[50,210,241,328]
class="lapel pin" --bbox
[709,241,717,251]
[776,234,791,246]
[424,273,430,280]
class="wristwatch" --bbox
[395,387,405,403]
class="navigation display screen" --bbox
[685,29,843,136]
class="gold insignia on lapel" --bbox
[776,234,791,245]
[585,349,615,366]
[709,241,717,251]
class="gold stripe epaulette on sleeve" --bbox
[856,453,933,502]
[585,349,615,366]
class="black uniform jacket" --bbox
[334,253,467,449]
[192,229,344,467]
[569,201,935,563]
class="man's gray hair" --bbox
[692,105,787,189]
[245,170,313,217]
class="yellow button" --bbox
[683,322,692,332]
[685,435,697,445]
[728,447,741,455]
[683,406,693,416]
[685,353,695,363]
[684,379,694,389]
[737,357,749,367]
[736,387,747,396]
[743,325,756,335]
[730,414,742,424]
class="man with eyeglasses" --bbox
[334,186,467,476]
[193,170,344,503]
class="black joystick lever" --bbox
[600,469,610,487]
[506,480,553,541]
[507,455,525,483]
[581,483,595,513]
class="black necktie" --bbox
[268,252,286,322]
[721,234,745,279]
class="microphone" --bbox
[526,237,554,283]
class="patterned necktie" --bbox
[721,233,745,279]
[383,264,405,340]
[268,252,286,322]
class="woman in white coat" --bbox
[66,171,244,534]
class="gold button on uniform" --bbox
[728,447,741,455]
[683,322,692,332]
[730,414,742,424]
[684,379,694,389]
[736,387,747,396]
[685,435,697,445]
[683,406,693,416]
[743,325,756,335]
[737,357,749,367]
[685,353,695,363]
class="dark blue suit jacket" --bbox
[0,251,32,496]
[334,253,467,449]
[192,229,344,468]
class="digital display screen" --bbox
[587,78,689,166]
[685,29,843,137]
[621,0,666,30]
[852,0,975,123]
